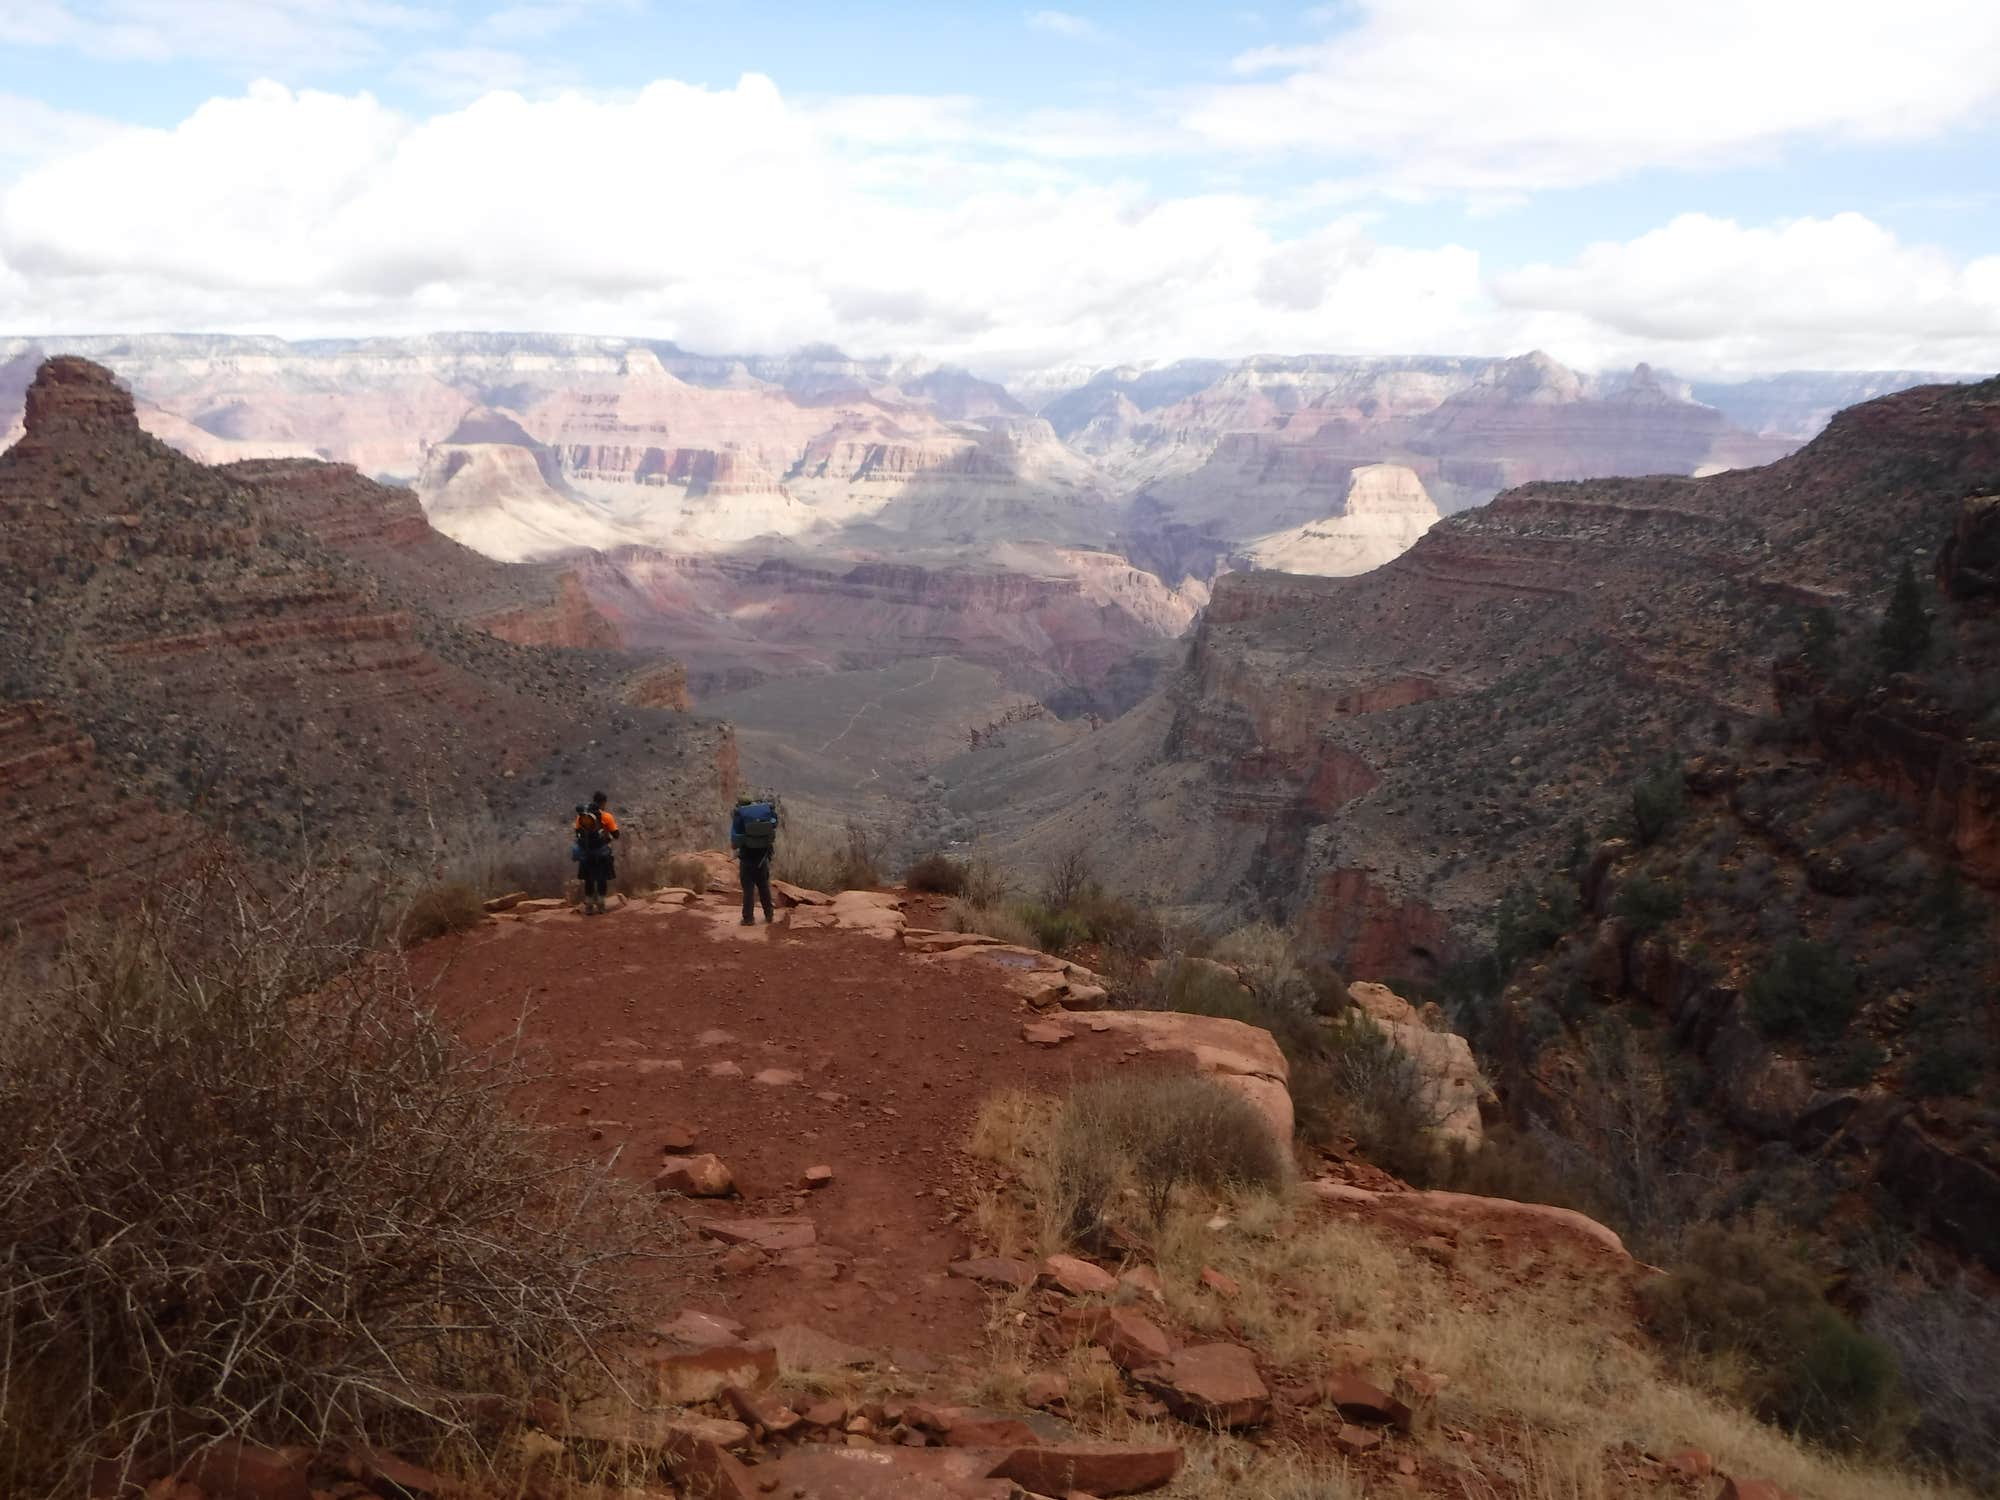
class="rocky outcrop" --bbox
[1346,982,1487,1147]
[477,571,621,650]
[1939,491,2000,601]
[0,358,732,900]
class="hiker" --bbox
[730,792,779,926]
[573,790,620,915]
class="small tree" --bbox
[1877,559,1932,673]
[1630,759,1686,846]
[1801,606,1840,675]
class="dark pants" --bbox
[739,851,773,921]
[581,853,613,899]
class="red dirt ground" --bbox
[412,892,1133,1370]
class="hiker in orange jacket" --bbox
[573,791,620,915]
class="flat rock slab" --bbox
[948,1256,1038,1290]
[748,1447,1013,1500]
[647,1341,779,1403]
[988,1440,1184,1496]
[1139,1342,1271,1429]
[772,879,834,907]
[902,929,1004,952]
[754,1322,878,1371]
[694,1217,817,1251]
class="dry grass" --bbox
[662,853,712,893]
[943,897,1039,950]
[964,1086,1973,1500]
[0,861,676,1498]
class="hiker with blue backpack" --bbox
[730,793,779,925]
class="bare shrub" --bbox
[1309,1015,1451,1182]
[497,841,572,899]
[961,857,1011,908]
[1039,839,1095,911]
[609,833,667,898]
[0,863,665,1498]
[904,850,969,895]
[1865,1274,2000,1487]
[772,814,881,894]
[838,820,884,889]
[1211,922,1306,1004]
[662,854,712,893]
[1047,1073,1288,1239]
[397,878,487,945]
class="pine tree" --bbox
[1876,560,1931,673]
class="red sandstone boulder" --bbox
[657,1308,746,1348]
[724,1383,802,1436]
[648,1340,779,1403]
[1138,1343,1270,1428]
[179,1442,310,1500]
[948,1255,1038,1290]
[1334,1425,1382,1456]
[987,1440,1184,1495]
[1041,1253,1118,1296]
[1720,1480,1796,1500]
[1065,1306,1174,1369]
[655,1152,735,1197]
[694,1216,816,1250]
[1320,1371,1413,1431]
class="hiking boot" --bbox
[740,916,755,926]
[762,910,775,923]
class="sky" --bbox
[1,0,1997,380]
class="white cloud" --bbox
[0,94,125,172]
[0,0,446,71]
[1190,0,2000,193]
[0,78,1994,377]
[481,0,640,42]
[1492,213,2000,372]
[1027,9,1100,40]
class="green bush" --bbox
[1746,938,1860,1044]
[1017,900,1090,955]
[1908,1032,1981,1098]
[1641,1222,1909,1451]
[1613,873,1684,934]
[1493,879,1578,973]
[1630,760,1687,846]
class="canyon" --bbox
[6,335,1949,723]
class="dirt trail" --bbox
[413,886,1125,1367]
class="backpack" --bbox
[738,801,778,853]
[575,808,606,859]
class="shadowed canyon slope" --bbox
[949,377,2000,977]
[0,358,733,931]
